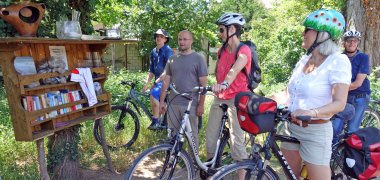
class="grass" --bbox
[0,70,221,178]
[10,67,380,178]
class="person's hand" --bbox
[291,109,314,126]
[159,102,167,114]
[143,83,149,92]
[211,83,228,94]
[196,104,204,116]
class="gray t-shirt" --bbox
[165,52,208,106]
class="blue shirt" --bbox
[344,50,371,95]
[149,44,173,80]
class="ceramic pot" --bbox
[0,2,46,37]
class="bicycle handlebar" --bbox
[276,108,311,123]
[121,81,135,89]
[169,83,212,97]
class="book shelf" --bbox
[0,38,135,141]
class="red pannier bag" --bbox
[343,127,380,180]
[234,92,277,135]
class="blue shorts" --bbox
[150,82,162,101]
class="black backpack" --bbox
[218,41,261,91]
[236,41,261,91]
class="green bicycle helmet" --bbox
[303,9,345,40]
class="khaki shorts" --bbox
[281,122,333,166]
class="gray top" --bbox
[165,52,208,106]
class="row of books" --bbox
[22,90,84,122]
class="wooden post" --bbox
[36,139,50,180]
[98,118,116,173]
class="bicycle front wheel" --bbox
[125,144,194,180]
[93,106,140,149]
[361,108,380,129]
[212,160,278,180]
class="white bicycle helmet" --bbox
[216,12,245,26]
[343,30,361,40]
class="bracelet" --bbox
[312,109,319,118]
[221,81,229,88]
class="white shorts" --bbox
[281,122,333,166]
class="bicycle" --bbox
[125,84,232,179]
[212,107,350,180]
[361,99,380,129]
[93,81,167,149]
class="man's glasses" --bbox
[304,27,313,34]
[345,39,359,44]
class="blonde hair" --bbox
[316,31,340,56]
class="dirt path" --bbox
[81,168,124,180]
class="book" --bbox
[48,46,68,70]
[22,97,27,111]
[68,92,76,111]
[26,96,33,112]
[32,96,43,121]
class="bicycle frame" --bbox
[259,123,347,180]
[269,133,300,180]
[169,86,229,172]
[126,89,152,118]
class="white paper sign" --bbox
[49,46,68,70]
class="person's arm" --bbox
[349,73,367,90]
[196,76,208,116]
[269,87,289,106]
[350,54,370,91]
[212,53,248,93]
[144,52,155,92]
[143,72,154,92]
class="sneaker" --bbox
[148,122,160,130]
[159,123,168,130]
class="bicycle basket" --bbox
[234,92,277,135]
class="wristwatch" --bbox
[221,81,229,88]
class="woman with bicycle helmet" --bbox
[332,30,371,138]
[272,9,352,179]
[205,12,251,178]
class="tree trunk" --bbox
[37,139,50,180]
[345,0,380,69]
[47,125,81,180]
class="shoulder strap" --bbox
[233,42,249,77]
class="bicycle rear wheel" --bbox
[125,144,194,180]
[361,108,380,129]
[93,106,140,149]
[212,160,278,180]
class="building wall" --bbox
[102,43,142,71]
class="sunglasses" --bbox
[304,27,313,33]
[219,28,226,33]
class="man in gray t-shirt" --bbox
[159,30,208,151]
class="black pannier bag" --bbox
[234,92,277,135]
[343,127,380,179]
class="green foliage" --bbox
[368,66,380,99]
[92,0,219,57]
[0,87,39,179]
